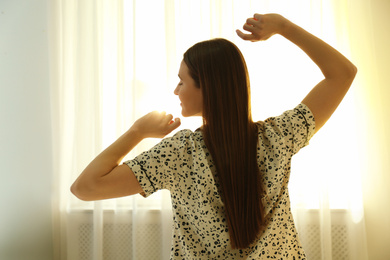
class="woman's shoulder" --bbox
[162,128,204,149]
[254,103,315,154]
[170,128,202,140]
[255,103,314,133]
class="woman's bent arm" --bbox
[70,128,144,201]
[237,13,357,132]
[70,111,181,201]
[281,16,357,132]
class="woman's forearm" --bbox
[280,19,357,80]
[84,128,143,175]
[70,128,144,195]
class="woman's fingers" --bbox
[164,113,174,123]
[237,14,264,42]
[236,29,255,41]
[159,113,181,134]
[253,13,262,21]
[246,16,260,27]
[243,22,255,32]
[168,118,181,129]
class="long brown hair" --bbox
[183,38,265,249]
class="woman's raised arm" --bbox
[237,13,357,133]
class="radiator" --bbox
[295,209,351,260]
[67,210,165,260]
[67,209,351,260]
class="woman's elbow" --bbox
[350,63,358,78]
[70,181,95,201]
[340,63,357,85]
[346,62,358,81]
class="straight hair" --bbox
[183,38,266,249]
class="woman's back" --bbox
[125,103,315,259]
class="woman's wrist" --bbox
[125,126,145,143]
[277,17,297,38]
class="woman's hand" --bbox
[236,13,288,42]
[131,111,181,139]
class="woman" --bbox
[71,13,356,258]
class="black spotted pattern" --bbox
[124,103,315,259]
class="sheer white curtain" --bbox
[49,0,369,259]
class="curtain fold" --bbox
[50,0,370,259]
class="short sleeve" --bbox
[123,130,190,198]
[264,103,315,155]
